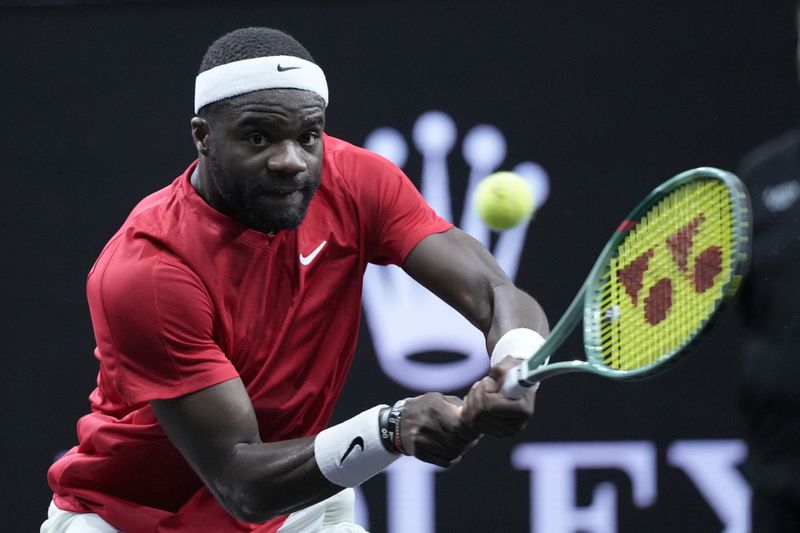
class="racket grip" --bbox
[501,364,536,399]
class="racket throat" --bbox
[526,360,592,381]
[500,360,588,399]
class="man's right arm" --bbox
[151,378,480,523]
[150,378,333,522]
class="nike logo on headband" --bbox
[277,64,301,72]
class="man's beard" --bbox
[209,155,319,234]
[241,184,317,234]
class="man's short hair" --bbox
[199,27,315,74]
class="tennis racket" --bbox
[502,167,751,398]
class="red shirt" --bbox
[47,135,451,532]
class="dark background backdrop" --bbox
[3,1,797,531]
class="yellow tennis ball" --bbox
[473,171,535,230]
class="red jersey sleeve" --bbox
[332,145,452,265]
[87,237,239,405]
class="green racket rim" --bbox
[581,167,751,380]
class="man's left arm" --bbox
[402,227,549,436]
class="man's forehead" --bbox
[228,88,325,112]
[211,89,325,128]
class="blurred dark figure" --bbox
[736,8,800,531]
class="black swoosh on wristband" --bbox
[340,436,365,465]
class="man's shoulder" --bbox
[91,168,198,283]
[323,133,399,177]
[112,166,197,243]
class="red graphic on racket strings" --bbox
[615,212,724,326]
[693,246,722,292]
[667,215,704,272]
[644,278,673,325]
[618,249,654,306]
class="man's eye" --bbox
[247,133,267,146]
[299,132,320,147]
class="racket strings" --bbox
[591,179,736,371]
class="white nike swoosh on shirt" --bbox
[299,240,327,266]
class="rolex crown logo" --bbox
[362,110,551,392]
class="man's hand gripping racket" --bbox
[501,167,752,399]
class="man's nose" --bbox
[267,140,307,175]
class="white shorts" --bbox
[40,500,119,533]
[279,488,367,533]
[40,489,366,533]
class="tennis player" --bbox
[42,27,548,533]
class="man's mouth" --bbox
[261,185,304,196]
[258,188,305,203]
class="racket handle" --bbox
[500,364,537,399]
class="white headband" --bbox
[194,55,329,113]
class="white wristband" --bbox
[314,405,399,487]
[490,328,547,367]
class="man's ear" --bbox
[191,116,210,156]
